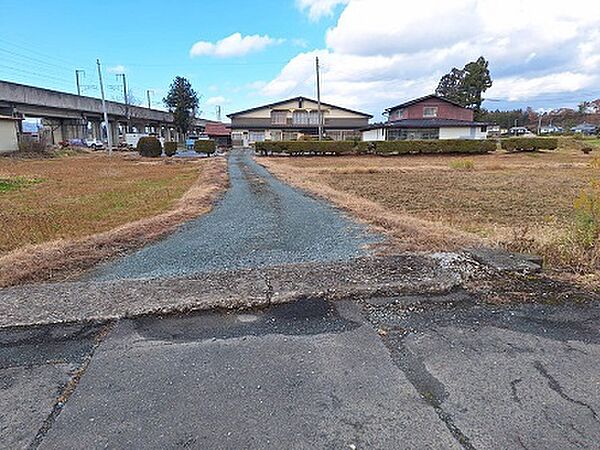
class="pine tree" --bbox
[435,57,492,114]
[163,77,199,135]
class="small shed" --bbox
[0,115,21,154]
[204,122,232,148]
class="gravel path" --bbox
[87,149,380,281]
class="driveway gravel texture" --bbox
[86,149,381,281]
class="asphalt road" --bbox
[3,297,599,449]
[87,149,380,281]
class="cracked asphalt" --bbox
[2,150,600,449]
[87,149,380,281]
[2,297,600,449]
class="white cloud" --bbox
[206,96,230,106]
[190,33,283,58]
[263,0,600,116]
[296,0,349,20]
[107,65,126,74]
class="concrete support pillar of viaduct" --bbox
[91,121,102,140]
[58,119,87,142]
[109,121,119,148]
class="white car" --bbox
[85,138,105,150]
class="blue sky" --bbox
[0,0,339,120]
[1,0,600,122]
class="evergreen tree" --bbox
[163,77,199,135]
[436,57,492,114]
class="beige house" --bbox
[227,96,372,147]
[0,115,20,153]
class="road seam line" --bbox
[27,320,116,449]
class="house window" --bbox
[270,130,282,141]
[271,111,287,125]
[423,107,438,118]
[480,126,487,132]
[283,131,298,141]
[327,130,343,141]
[388,128,439,140]
[249,131,265,142]
[292,110,309,125]
[308,111,322,125]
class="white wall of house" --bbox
[362,128,386,141]
[235,98,366,120]
[439,126,487,140]
[0,118,19,153]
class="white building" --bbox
[362,95,490,141]
[227,97,372,147]
[0,115,20,153]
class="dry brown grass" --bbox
[260,147,599,275]
[0,154,228,286]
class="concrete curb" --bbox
[0,254,461,329]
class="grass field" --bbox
[0,154,203,255]
[261,146,600,276]
[0,153,227,286]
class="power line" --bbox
[0,37,78,66]
[104,60,291,68]
[0,47,73,72]
[0,64,73,85]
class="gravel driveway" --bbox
[87,149,380,281]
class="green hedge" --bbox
[374,139,496,155]
[501,137,558,152]
[137,137,162,158]
[255,140,369,156]
[255,139,495,156]
[194,139,216,155]
[163,141,178,157]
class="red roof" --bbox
[205,122,231,136]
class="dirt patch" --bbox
[0,156,228,287]
[259,148,599,279]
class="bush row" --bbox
[500,137,558,152]
[255,139,497,156]
[137,137,181,157]
[194,139,216,155]
[136,138,218,157]
[255,140,366,156]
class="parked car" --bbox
[539,125,563,134]
[571,123,598,135]
[185,134,208,150]
[85,138,104,149]
[509,126,535,136]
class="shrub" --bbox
[163,141,178,157]
[571,181,600,268]
[255,140,366,156]
[449,159,475,170]
[137,137,162,157]
[255,139,495,156]
[374,139,496,155]
[18,135,50,155]
[194,139,216,155]
[500,137,558,152]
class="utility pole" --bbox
[537,115,542,135]
[316,56,323,141]
[116,73,129,132]
[216,105,221,122]
[97,59,112,155]
[75,70,85,96]
[146,89,153,109]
